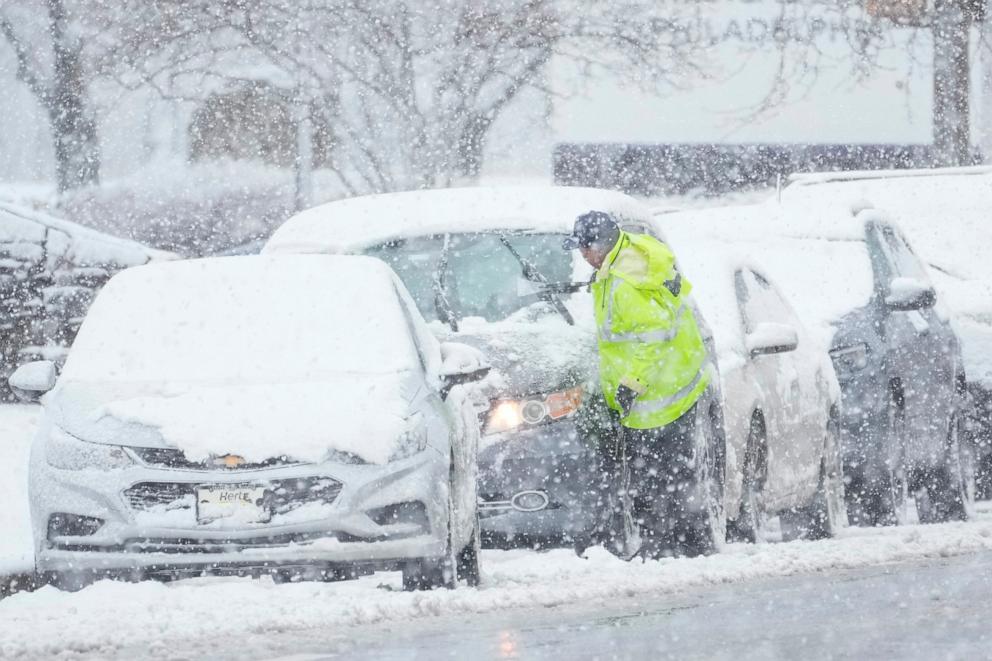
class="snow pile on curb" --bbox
[3,511,992,658]
[0,405,39,576]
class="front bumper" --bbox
[477,420,600,542]
[30,443,449,574]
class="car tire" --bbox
[915,415,969,524]
[44,570,96,592]
[726,414,766,544]
[675,399,726,558]
[456,515,481,587]
[781,410,848,541]
[977,453,992,501]
[846,400,910,527]
[403,458,479,591]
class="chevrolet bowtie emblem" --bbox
[215,454,247,468]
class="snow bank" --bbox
[3,511,992,658]
[0,405,40,575]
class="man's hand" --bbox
[615,384,638,418]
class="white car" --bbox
[658,227,846,541]
[10,255,487,590]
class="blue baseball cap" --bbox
[562,211,621,250]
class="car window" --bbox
[735,268,798,334]
[366,232,573,324]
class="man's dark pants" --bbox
[584,404,710,559]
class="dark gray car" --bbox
[827,216,969,524]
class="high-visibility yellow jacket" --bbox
[592,231,710,429]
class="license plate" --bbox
[196,485,270,524]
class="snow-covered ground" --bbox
[4,404,992,659]
[2,511,992,658]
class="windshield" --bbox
[61,256,421,384]
[366,232,575,323]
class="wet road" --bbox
[274,551,992,661]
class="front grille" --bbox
[129,447,299,471]
[123,477,344,517]
[122,531,334,554]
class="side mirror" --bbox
[9,360,57,402]
[745,322,799,357]
[439,342,491,398]
[885,277,936,311]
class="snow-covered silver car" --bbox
[11,255,487,590]
[264,187,727,551]
[657,228,847,541]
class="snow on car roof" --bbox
[263,186,655,254]
[783,167,992,383]
[0,201,174,265]
[658,204,876,351]
[787,165,992,186]
[661,235,750,364]
[782,167,992,282]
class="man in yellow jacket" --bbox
[563,211,716,559]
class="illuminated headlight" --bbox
[829,343,869,375]
[484,387,583,435]
[45,427,133,471]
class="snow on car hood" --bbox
[443,313,597,398]
[48,374,421,465]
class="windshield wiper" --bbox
[497,234,575,326]
[433,234,459,332]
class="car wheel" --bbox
[676,399,726,557]
[977,453,992,501]
[44,570,96,592]
[726,414,766,544]
[403,458,479,591]
[915,416,969,524]
[847,400,910,527]
[456,514,481,587]
[272,567,359,584]
[781,410,848,541]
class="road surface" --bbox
[269,552,991,661]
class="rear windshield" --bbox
[61,257,420,384]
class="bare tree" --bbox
[99,0,708,194]
[0,0,100,192]
[761,0,985,167]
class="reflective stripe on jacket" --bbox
[592,231,710,429]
